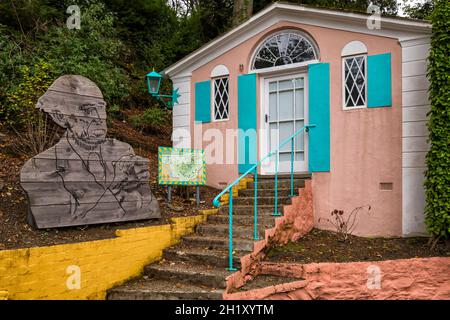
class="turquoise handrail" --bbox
[213,124,316,270]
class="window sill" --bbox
[212,118,230,123]
[342,105,367,111]
[249,59,319,75]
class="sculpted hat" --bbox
[47,75,103,99]
[37,75,106,120]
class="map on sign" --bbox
[158,147,206,185]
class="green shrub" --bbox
[108,104,121,118]
[0,26,26,91]
[2,60,54,127]
[39,1,129,106]
[130,107,169,133]
[2,60,61,156]
[0,25,29,125]
[424,0,450,239]
[0,1,130,128]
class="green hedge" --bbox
[424,0,450,239]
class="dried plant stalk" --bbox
[319,205,371,241]
[11,110,61,157]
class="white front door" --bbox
[261,73,308,174]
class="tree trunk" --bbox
[232,0,253,27]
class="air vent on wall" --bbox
[379,182,393,191]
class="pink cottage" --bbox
[163,3,432,237]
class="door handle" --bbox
[265,114,269,123]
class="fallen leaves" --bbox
[265,228,450,264]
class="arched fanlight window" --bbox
[251,30,318,70]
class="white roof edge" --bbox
[276,3,431,29]
[164,2,431,77]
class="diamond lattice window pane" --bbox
[344,56,366,108]
[214,77,229,121]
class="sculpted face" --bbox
[36,93,108,143]
[69,102,107,141]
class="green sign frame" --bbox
[158,147,206,185]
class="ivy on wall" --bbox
[424,0,450,239]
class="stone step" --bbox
[207,213,275,225]
[256,173,311,180]
[107,279,223,300]
[231,196,292,206]
[219,205,284,215]
[106,172,311,300]
[182,234,255,251]
[144,260,230,289]
[238,188,298,197]
[247,179,305,189]
[196,223,269,240]
[163,246,242,268]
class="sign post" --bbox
[158,147,206,207]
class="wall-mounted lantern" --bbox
[145,70,180,109]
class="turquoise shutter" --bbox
[308,62,330,172]
[367,53,392,108]
[195,80,211,122]
[238,73,257,173]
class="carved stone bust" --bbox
[20,75,160,228]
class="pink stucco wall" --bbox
[222,188,450,300]
[224,258,450,300]
[190,21,402,236]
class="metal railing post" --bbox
[227,189,237,271]
[290,137,294,197]
[273,150,280,216]
[253,168,259,240]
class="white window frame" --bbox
[212,76,230,122]
[342,54,367,110]
[250,29,319,71]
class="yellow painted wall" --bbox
[219,177,253,204]
[0,209,217,300]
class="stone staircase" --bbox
[107,174,310,300]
